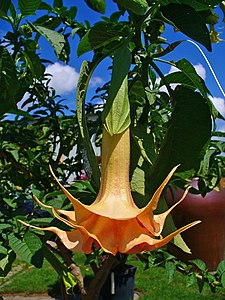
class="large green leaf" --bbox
[84,0,106,13]
[102,45,131,135]
[147,86,211,199]
[8,232,44,268]
[0,47,18,115]
[18,0,42,16]
[160,4,211,51]
[115,0,149,15]
[31,24,65,59]
[77,22,129,57]
[76,61,101,190]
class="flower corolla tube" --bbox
[20,127,200,256]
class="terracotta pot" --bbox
[166,180,225,271]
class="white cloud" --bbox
[157,63,207,94]
[217,123,225,132]
[210,96,225,116]
[45,62,104,95]
[45,62,79,95]
[168,63,206,80]
[90,76,104,87]
[168,65,179,73]
[194,63,206,80]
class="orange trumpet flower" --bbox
[20,127,200,256]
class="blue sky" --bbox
[1,1,225,128]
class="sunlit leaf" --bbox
[191,259,207,271]
[31,24,65,59]
[102,45,131,135]
[62,270,77,293]
[0,251,16,277]
[8,232,44,268]
[216,260,225,276]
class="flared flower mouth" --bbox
[20,127,200,256]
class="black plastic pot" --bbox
[99,264,137,300]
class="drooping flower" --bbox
[20,127,200,256]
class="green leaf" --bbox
[160,59,211,98]
[29,218,54,225]
[76,61,101,190]
[216,260,225,276]
[130,125,156,205]
[0,47,19,115]
[8,232,44,268]
[153,41,184,58]
[115,0,148,15]
[62,270,77,293]
[84,0,106,14]
[173,233,192,254]
[53,0,63,8]
[8,108,34,120]
[186,272,196,287]
[34,15,61,29]
[103,76,130,135]
[22,50,44,78]
[191,259,207,271]
[0,223,12,230]
[31,24,65,59]
[43,244,67,276]
[160,4,211,51]
[161,0,221,11]
[77,22,129,57]
[102,45,131,135]
[147,87,211,197]
[221,272,225,288]
[0,251,16,277]
[0,245,7,255]
[3,197,16,208]
[19,0,42,16]
[0,0,11,15]
[39,2,52,11]
[176,59,210,97]
[131,125,156,165]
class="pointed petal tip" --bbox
[33,194,52,209]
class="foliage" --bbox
[0,0,225,299]
[138,249,225,294]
